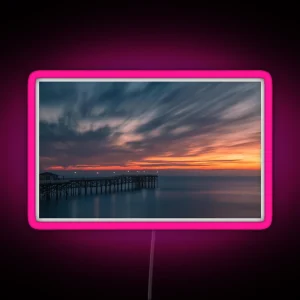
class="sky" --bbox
[39,81,261,175]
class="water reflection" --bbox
[111,194,116,217]
[142,189,147,200]
[146,191,156,218]
[93,196,100,218]
[71,199,77,218]
[155,188,160,198]
[39,176,261,219]
[126,193,131,218]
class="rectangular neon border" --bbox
[28,70,272,230]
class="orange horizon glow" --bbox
[42,138,261,172]
[46,164,260,171]
[44,145,260,171]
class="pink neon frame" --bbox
[28,70,272,230]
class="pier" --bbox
[39,174,158,200]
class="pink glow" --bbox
[28,70,272,230]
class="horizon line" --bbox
[41,168,261,173]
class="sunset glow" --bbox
[40,81,261,174]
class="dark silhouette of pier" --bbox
[40,174,158,200]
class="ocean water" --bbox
[39,175,261,219]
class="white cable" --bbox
[147,230,156,300]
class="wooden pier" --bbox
[39,174,158,200]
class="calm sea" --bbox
[39,175,261,219]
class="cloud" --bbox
[39,81,261,171]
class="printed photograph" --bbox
[38,80,263,220]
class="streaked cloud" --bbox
[39,81,261,173]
